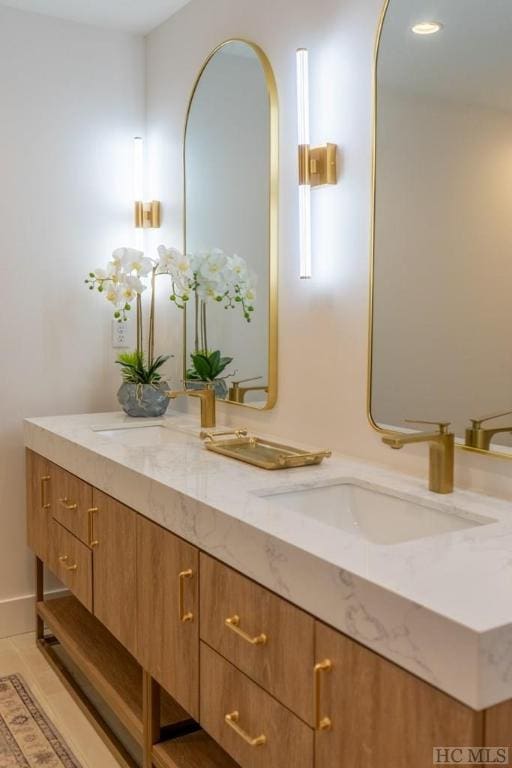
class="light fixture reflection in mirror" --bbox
[411,21,443,35]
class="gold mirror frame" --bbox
[182,39,279,411]
[367,0,511,461]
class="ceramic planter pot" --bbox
[117,382,170,417]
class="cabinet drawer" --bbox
[51,463,93,545]
[200,643,313,768]
[200,554,315,724]
[48,520,92,611]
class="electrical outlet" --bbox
[111,319,134,349]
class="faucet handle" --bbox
[231,376,263,386]
[469,409,512,429]
[405,419,452,435]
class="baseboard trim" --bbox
[0,589,69,638]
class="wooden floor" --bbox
[0,631,120,768]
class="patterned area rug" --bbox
[0,674,82,767]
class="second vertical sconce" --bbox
[296,49,338,279]
[133,136,161,229]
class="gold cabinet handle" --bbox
[58,497,78,511]
[224,711,266,747]
[314,659,332,731]
[88,507,99,547]
[178,569,194,623]
[58,555,78,572]
[225,615,267,646]
[40,476,51,510]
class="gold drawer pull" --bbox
[225,615,267,646]
[58,497,78,511]
[58,555,78,572]
[178,569,194,623]
[314,659,332,731]
[40,476,51,510]
[225,711,266,747]
[88,507,99,548]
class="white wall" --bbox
[146,0,512,499]
[0,6,145,636]
[373,88,512,446]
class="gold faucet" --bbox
[382,420,454,494]
[166,385,216,429]
[465,409,512,451]
[228,376,268,404]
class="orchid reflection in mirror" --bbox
[160,245,259,399]
[382,420,454,494]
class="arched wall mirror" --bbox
[370,0,512,458]
[183,40,278,410]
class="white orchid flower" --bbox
[157,245,181,268]
[175,253,193,278]
[240,286,256,302]
[123,274,146,294]
[125,255,154,275]
[227,254,248,280]
[199,250,228,283]
[196,280,223,302]
[105,286,123,305]
[111,249,124,270]
[112,247,154,276]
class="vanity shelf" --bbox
[37,596,194,764]
[153,731,240,768]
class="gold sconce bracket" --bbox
[298,143,338,187]
[310,143,337,187]
[134,200,161,228]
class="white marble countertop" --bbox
[24,411,512,710]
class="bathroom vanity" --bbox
[24,412,512,768]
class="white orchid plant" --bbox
[86,245,256,382]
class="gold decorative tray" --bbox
[201,429,332,470]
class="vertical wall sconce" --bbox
[296,49,312,279]
[133,136,161,229]
[296,49,338,279]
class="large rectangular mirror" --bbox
[370,0,512,458]
[183,40,278,409]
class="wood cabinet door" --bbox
[26,449,52,562]
[92,490,138,659]
[315,621,483,768]
[137,515,199,719]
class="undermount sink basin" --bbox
[94,424,191,447]
[258,482,496,545]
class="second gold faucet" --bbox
[382,419,454,494]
